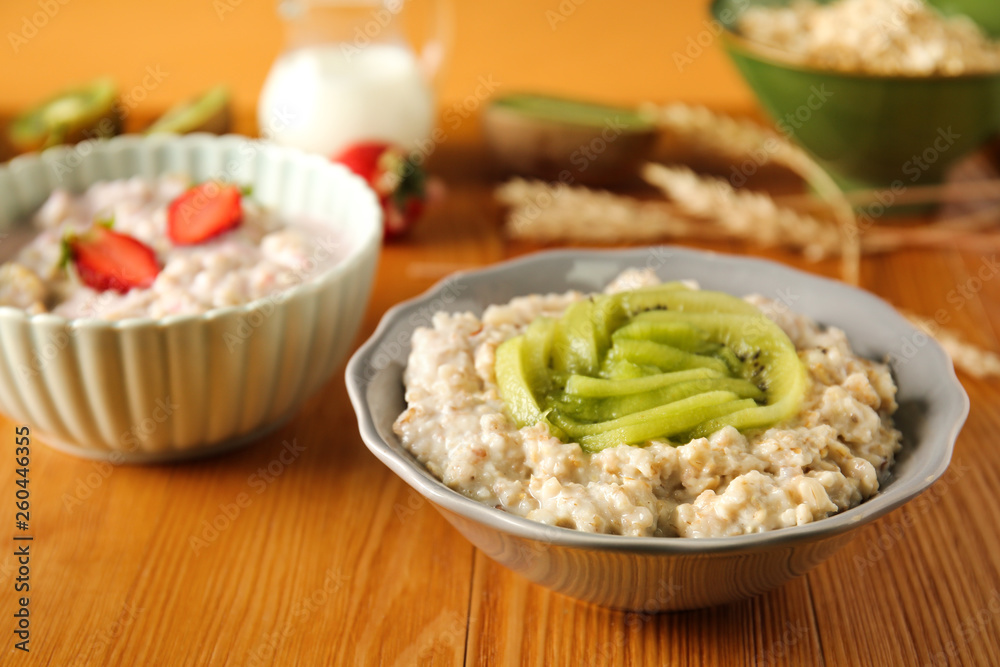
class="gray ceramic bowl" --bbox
[345,247,969,611]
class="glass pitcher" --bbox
[258,0,447,156]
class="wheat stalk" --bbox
[643,103,860,283]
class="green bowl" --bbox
[711,0,1000,191]
[928,0,1000,38]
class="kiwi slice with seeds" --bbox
[7,77,120,153]
[494,285,807,452]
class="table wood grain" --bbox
[1,126,999,667]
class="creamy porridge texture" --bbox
[738,0,1000,76]
[0,176,343,320]
[393,270,902,538]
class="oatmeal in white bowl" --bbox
[0,134,380,462]
[2,176,347,320]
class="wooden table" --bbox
[1,127,999,667]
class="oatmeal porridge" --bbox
[393,269,901,538]
[738,0,1000,76]
[0,176,346,320]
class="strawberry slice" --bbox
[332,142,426,240]
[167,182,242,245]
[64,226,160,294]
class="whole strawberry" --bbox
[332,142,426,240]
[63,225,160,293]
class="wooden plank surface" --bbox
[1,132,999,667]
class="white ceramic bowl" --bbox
[0,134,381,462]
[346,248,969,610]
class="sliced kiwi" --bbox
[565,393,758,453]
[565,368,723,398]
[573,398,758,453]
[610,339,731,375]
[600,359,667,380]
[7,78,120,153]
[560,375,764,420]
[493,286,808,452]
[625,288,763,317]
[522,317,557,396]
[551,300,601,376]
[680,313,807,439]
[495,336,545,429]
[145,85,232,135]
[594,378,764,422]
[552,390,739,438]
[612,320,717,353]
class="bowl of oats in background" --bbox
[712,0,1000,192]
